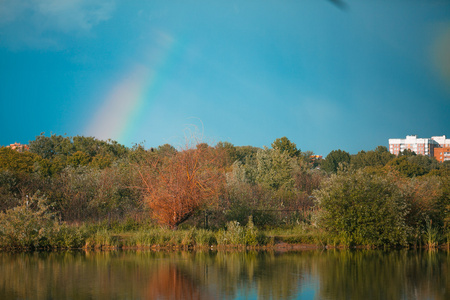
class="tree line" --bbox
[1,133,450,247]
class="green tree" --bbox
[0,170,21,211]
[90,154,113,169]
[408,155,440,173]
[67,151,91,167]
[28,133,73,159]
[271,137,300,157]
[29,134,128,161]
[215,141,238,167]
[234,146,260,164]
[0,147,38,173]
[322,149,351,173]
[230,147,296,191]
[0,194,57,249]
[314,169,409,246]
[386,156,427,177]
[36,155,67,177]
[156,144,178,157]
[351,146,395,169]
[255,147,295,190]
[398,149,416,157]
[73,135,128,158]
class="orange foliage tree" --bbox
[139,144,225,229]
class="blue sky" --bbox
[1,0,449,155]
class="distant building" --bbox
[388,135,449,162]
[431,135,450,148]
[388,135,438,156]
[310,155,323,160]
[6,142,29,152]
[434,147,450,162]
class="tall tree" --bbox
[386,156,427,177]
[215,141,238,167]
[156,144,177,157]
[322,149,351,173]
[29,133,74,159]
[255,147,295,190]
[139,144,225,228]
[351,146,395,169]
[0,147,38,173]
[271,137,300,157]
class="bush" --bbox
[48,223,86,249]
[216,221,244,245]
[216,218,266,246]
[194,229,217,246]
[0,195,60,249]
[244,216,258,246]
[84,229,117,248]
[314,170,409,247]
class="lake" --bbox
[0,249,448,299]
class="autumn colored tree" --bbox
[140,144,225,229]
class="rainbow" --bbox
[85,31,180,145]
[432,24,450,93]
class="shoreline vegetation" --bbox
[1,134,450,251]
[1,217,449,252]
[2,214,450,252]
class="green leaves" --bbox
[255,147,295,190]
[0,195,56,249]
[0,147,38,173]
[322,149,351,173]
[271,137,300,157]
[230,147,295,191]
[314,170,409,246]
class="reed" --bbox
[425,218,439,249]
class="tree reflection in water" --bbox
[145,264,214,300]
[0,250,448,299]
[314,250,450,300]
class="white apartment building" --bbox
[431,135,450,147]
[388,135,439,156]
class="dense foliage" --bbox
[314,170,409,246]
[139,144,226,229]
[1,133,450,248]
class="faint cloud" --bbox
[0,0,115,49]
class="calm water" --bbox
[0,249,449,300]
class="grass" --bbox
[4,216,446,251]
[0,219,311,250]
[264,224,327,245]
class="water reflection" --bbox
[145,264,214,300]
[0,250,448,299]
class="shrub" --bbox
[48,223,86,249]
[244,216,258,246]
[0,195,57,249]
[194,229,217,246]
[216,218,266,246]
[314,170,409,247]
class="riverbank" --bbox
[2,222,448,252]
